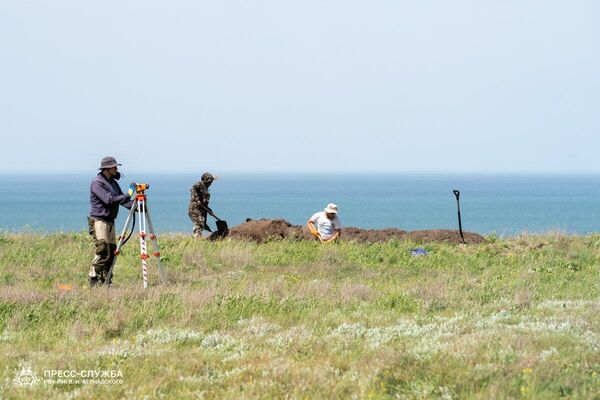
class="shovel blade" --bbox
[216,220,229,237]
[209,220,229,241]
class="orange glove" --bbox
[307,223,319,238]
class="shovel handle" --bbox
[198,203,222,221]
[453,190,460,199]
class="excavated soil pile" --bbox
[292,226,408,243]
[229,219,302,243]
[229,219,486,244]
[406,229,487,244]
[341,227,408,242]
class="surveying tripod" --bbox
[106,183,166,288]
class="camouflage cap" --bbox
[201,172,217,182]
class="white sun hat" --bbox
[324,203,338,214]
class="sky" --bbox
[0,1,599,174]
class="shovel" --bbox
[453,190,466,244]
[198,204,229,238]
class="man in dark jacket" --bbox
[88,156,133,286]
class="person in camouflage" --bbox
[188,172,217,237]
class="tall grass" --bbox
[1,232,600,398]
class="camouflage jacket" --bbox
[189,181,210,210]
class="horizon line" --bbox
[2,170,600,176]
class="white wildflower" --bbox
[179,366,246,386]
[238,317,280,337]
[266,326,313,348]
[0,330,14,342]
[475,309,511,329]
[539,347,558,360]
[201,332,237,349]
[201,332,246,361]
[537,299,600,310]
[136,328,202,345]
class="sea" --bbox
[1,173,600,236]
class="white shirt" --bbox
[309,211,342,240]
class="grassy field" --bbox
[1,232,600,399]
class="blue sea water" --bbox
[1,173,600,236]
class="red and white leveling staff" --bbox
[106,183,166,288]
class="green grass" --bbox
[1,232,600,399]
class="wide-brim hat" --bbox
[324,203,338,214]
[98,156,122,170]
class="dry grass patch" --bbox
[216,244,254,267]
[411,277,449,312]
[340,283,375,303]
[296,279,334,299]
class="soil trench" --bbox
[228,218,486,244]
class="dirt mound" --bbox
[342,227,407,242]
[406,229,486,244]
[229,219,486,244]
[294,226,407,242]
[229,219,302,243]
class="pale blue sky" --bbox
[1,1,598,173]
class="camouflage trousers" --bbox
[88,217,117,286]
[188,207,208,237]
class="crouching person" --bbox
[88,156,133,286]
[307,203,342,243]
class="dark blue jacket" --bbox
[89,173,132,222]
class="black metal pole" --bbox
[453,190,466,244]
